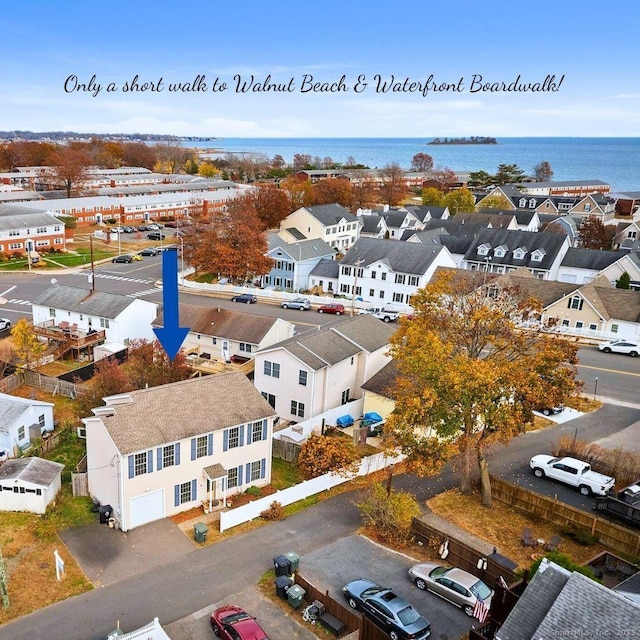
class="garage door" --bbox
[130,489,164,529]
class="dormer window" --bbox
[529,199,536,208]
[513,248,526,260]
[568,295,583,311]
[531,249,545,262]
[494,246,507,258]
[477,244,490,256]
[519,198,526,208]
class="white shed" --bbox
[0,457,64,514]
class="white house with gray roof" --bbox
[308,258,340,294]
[0,393,54,459]
[0,457,64,514]
[32,284,158,347]
[338,237,457,308]
[277,203,362,250]
[254,314,395,422]
[82,372,277,531]
[0,206,66,257]
[557,247,640,285]
[262,235,335,291]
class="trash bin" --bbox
[194,522,208,544]
[274,575,293,599]
[97,505,112,524]
[287,584,306,609]
[273,555,291,577]
[283,551,300,573]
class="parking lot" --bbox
[301,534,474,639]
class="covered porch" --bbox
[202,463,229,513]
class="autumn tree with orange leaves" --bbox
[297,430,360,480]
[385,271,581,507]
[244,187,292,230]
[50,147,92,197]
[312,178,353,209]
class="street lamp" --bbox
[593,376,599,401]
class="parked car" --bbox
[111,254,135,263]
[231,293,257,304]
[529,454,616,496]
[122,226,134,233]
[146,223,161,231]
[210,604,269,640]
[317,303,345,315]
[407,563,493,617]
[163,221,178,228]
[139,247,159,256]
[109,226,124,234]
[281,297,311,310]
[0,318,11,331]
[342,579,431,640]
[535,404,564,416]
[598,340,639,357]
[147,232,166,241]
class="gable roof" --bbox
[456,211,517,229]
[0,206,62,231]
[261,314,395,371]
[0,393,54,430]
[302,203,359,226]
[154,305,286,344]
[405,204,448,221]
[95,373,275,454]
[361,360,398,398]
[0,457,64,487]
[341,237,449,275]
[268,237,334,261]
[32,285,147,319]
[309,257,340,278]
[359,214,386,234]
[560,248,624,270]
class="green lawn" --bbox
[0,248,116,270]
[271,457,304,490]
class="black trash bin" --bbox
[273,555,291,577]
[97,505,112,524]
[274,575,293,599]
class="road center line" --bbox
[579,363,640,378]
[0,285,16,298]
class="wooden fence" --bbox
[272,439,302,462]
[295,573,389,640]
[411,519,520,588]
[0,370,86,398]
[490,475,640,559]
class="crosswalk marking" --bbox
[127,287,162,298]
[8,299,32,306]
[96,274,153,285]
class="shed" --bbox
[0,457,64,514]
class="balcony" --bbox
[33,319,106,358]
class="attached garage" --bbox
[129,489,164,529]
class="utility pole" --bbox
[90,236,96,293]
[350,258,364,317]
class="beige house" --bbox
[361,360,397,419]
[82,373,276,531]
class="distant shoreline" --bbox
[428,136,498,145]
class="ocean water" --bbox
[186,137,640,193]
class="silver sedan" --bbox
[408,563,493,617]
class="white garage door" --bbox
[130,489,164,529]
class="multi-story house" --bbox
[0,207,66,256]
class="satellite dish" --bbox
[51,278,57,285]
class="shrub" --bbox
[260,501,285,521]
[244,485,261,497]
[297,432,360,480]
[357,483,422,546]
[530,550,600,581]
[562,526,600,546]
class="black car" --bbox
[231,293,257,304]
[342,579,431,640]
[147,232,166,240]
[112,254,134,263]
[139,247,159,256]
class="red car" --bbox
[317,303,345,315]
[210,605,269,639]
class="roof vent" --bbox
[103,394,134,406]
[92,406,117,417]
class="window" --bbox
[584,204,591,212]
[341,389,350,404]
[250,460,262,482]
[494,247,506,258]
[477,245,489,256]
[393,292,404,303]
[342,266,352,276]
[395,274,406,285]
[134,452,147,476]
[227,467,239,489]
[371,271,376,279]
[251,421,264,443]
[576,321,584,329]
[519,198,526,208]
[291,400,305,418]
[239,343,252,353]
[38,414,45,428]
[49,308,56,318]
[568,296,583,311]
[379,291,385,298]
[261,391,276,408]
[263,361,280,378]
[18,426,25,440]
[611,324,619,333]
[513,249,525,260]
[100,318,110,328]
[369,289,375,297]
[179,481,192,504]
[589,323,597,331]
[227,426,240,449]
[196,435,208,458]
[162,445,175,467]
[408,276,419,286]
[298,370,307,386]
[529,199,536,208]
[531,250,544,262]
[381,272,387,281]
[561,319,570,327]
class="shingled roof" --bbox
[303,203,359,226]
[0,457,64,487]
[32,285,143,319]
[96,373,275,454]
[361,360,398,398]
[560,248,624,270]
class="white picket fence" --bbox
[219,450,403,533]
[106,618,170,640]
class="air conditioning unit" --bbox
[77,426,87,439]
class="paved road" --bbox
[3,403,639,640]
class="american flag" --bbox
[473,598,489,624]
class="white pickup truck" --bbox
[529,455,616,496]
[359,307,400,323]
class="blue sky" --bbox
[2,0,639,137]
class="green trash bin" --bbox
[283,551,299,573]
[287,584,306,610]
[194,522,208,544]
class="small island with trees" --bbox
[428,136,497,145]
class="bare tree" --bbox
[378,162,407,206]
[533,161,554,182]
